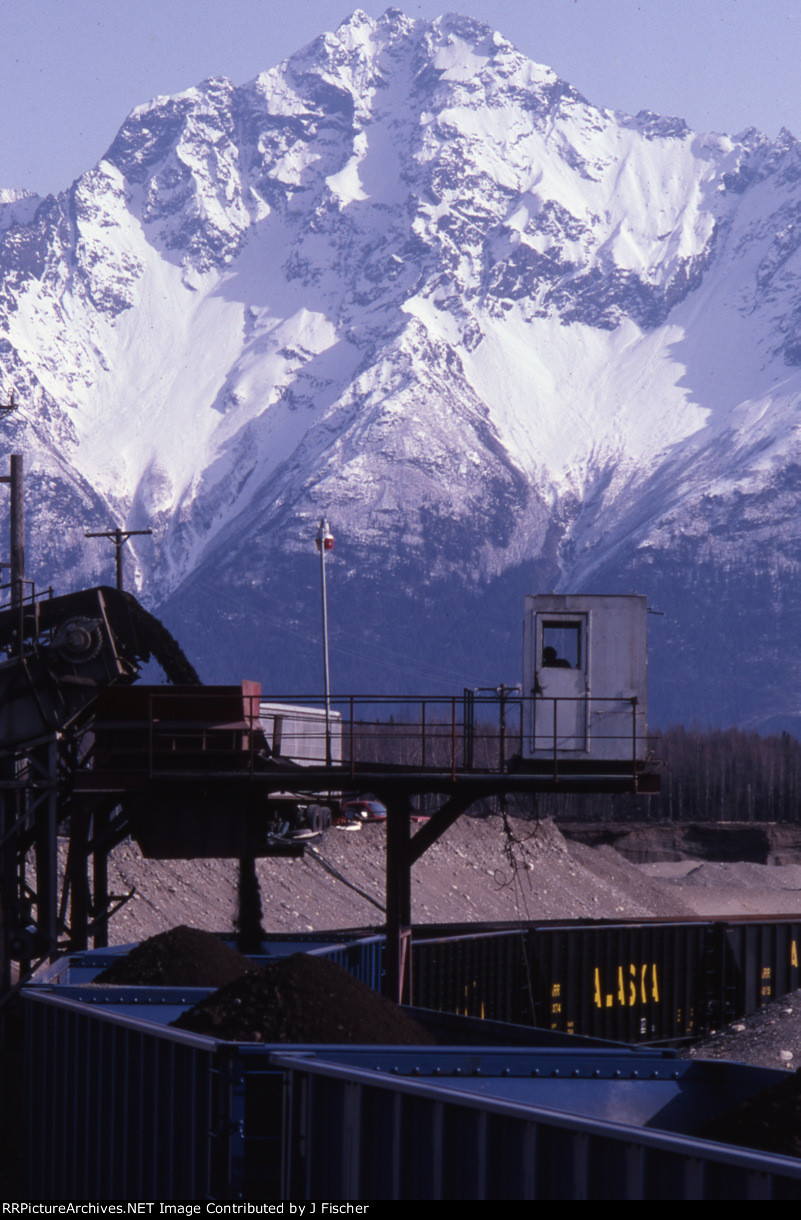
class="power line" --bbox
[306,843,385,913]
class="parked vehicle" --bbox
[343,799,387,822]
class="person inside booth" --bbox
[542,644,571,668]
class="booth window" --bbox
[542,621,582,669]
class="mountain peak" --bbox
[2,14,801,729]
[0,187,43,232]
[0,187,37,204]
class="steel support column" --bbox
[0,782,17,996]
[91,807,110,948]
[383,789,481,1004]
[33,740,59,961]
[384,792,412,1004]
[408,790,478,866]
[64,809,90,951]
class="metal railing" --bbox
[88,690,651,783]
[529,694,641,778]
[0,578,54,657]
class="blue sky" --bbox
[4,0,801,195]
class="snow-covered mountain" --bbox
[3,8,801,730]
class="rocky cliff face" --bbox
[2,9,801,728]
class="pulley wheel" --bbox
[52,616,104,663]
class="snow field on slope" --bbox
[8,6,801,662]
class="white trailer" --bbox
[259,701,343,834]
[522,594,648,763]
[259,701,342,767]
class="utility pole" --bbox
[85,526,153,592]
[0,393,21,1007]
[3,455,24,610]
[0,392,24,612]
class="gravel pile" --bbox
[92,925,258,987]
[171,952,437,1044]
[679,989,801,1161]
[99,815,698,944]
[683,989,801,1073]
[638,858,801,918]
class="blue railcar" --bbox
[21,936,801,1201]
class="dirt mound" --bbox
[699,1068,801,1159]
[92,925,258,987]
[171,952,438,1044]
[101,817,698,947]
[683,990,801,1072]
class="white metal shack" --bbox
[259,701,343,766]
[522,594,648,762]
